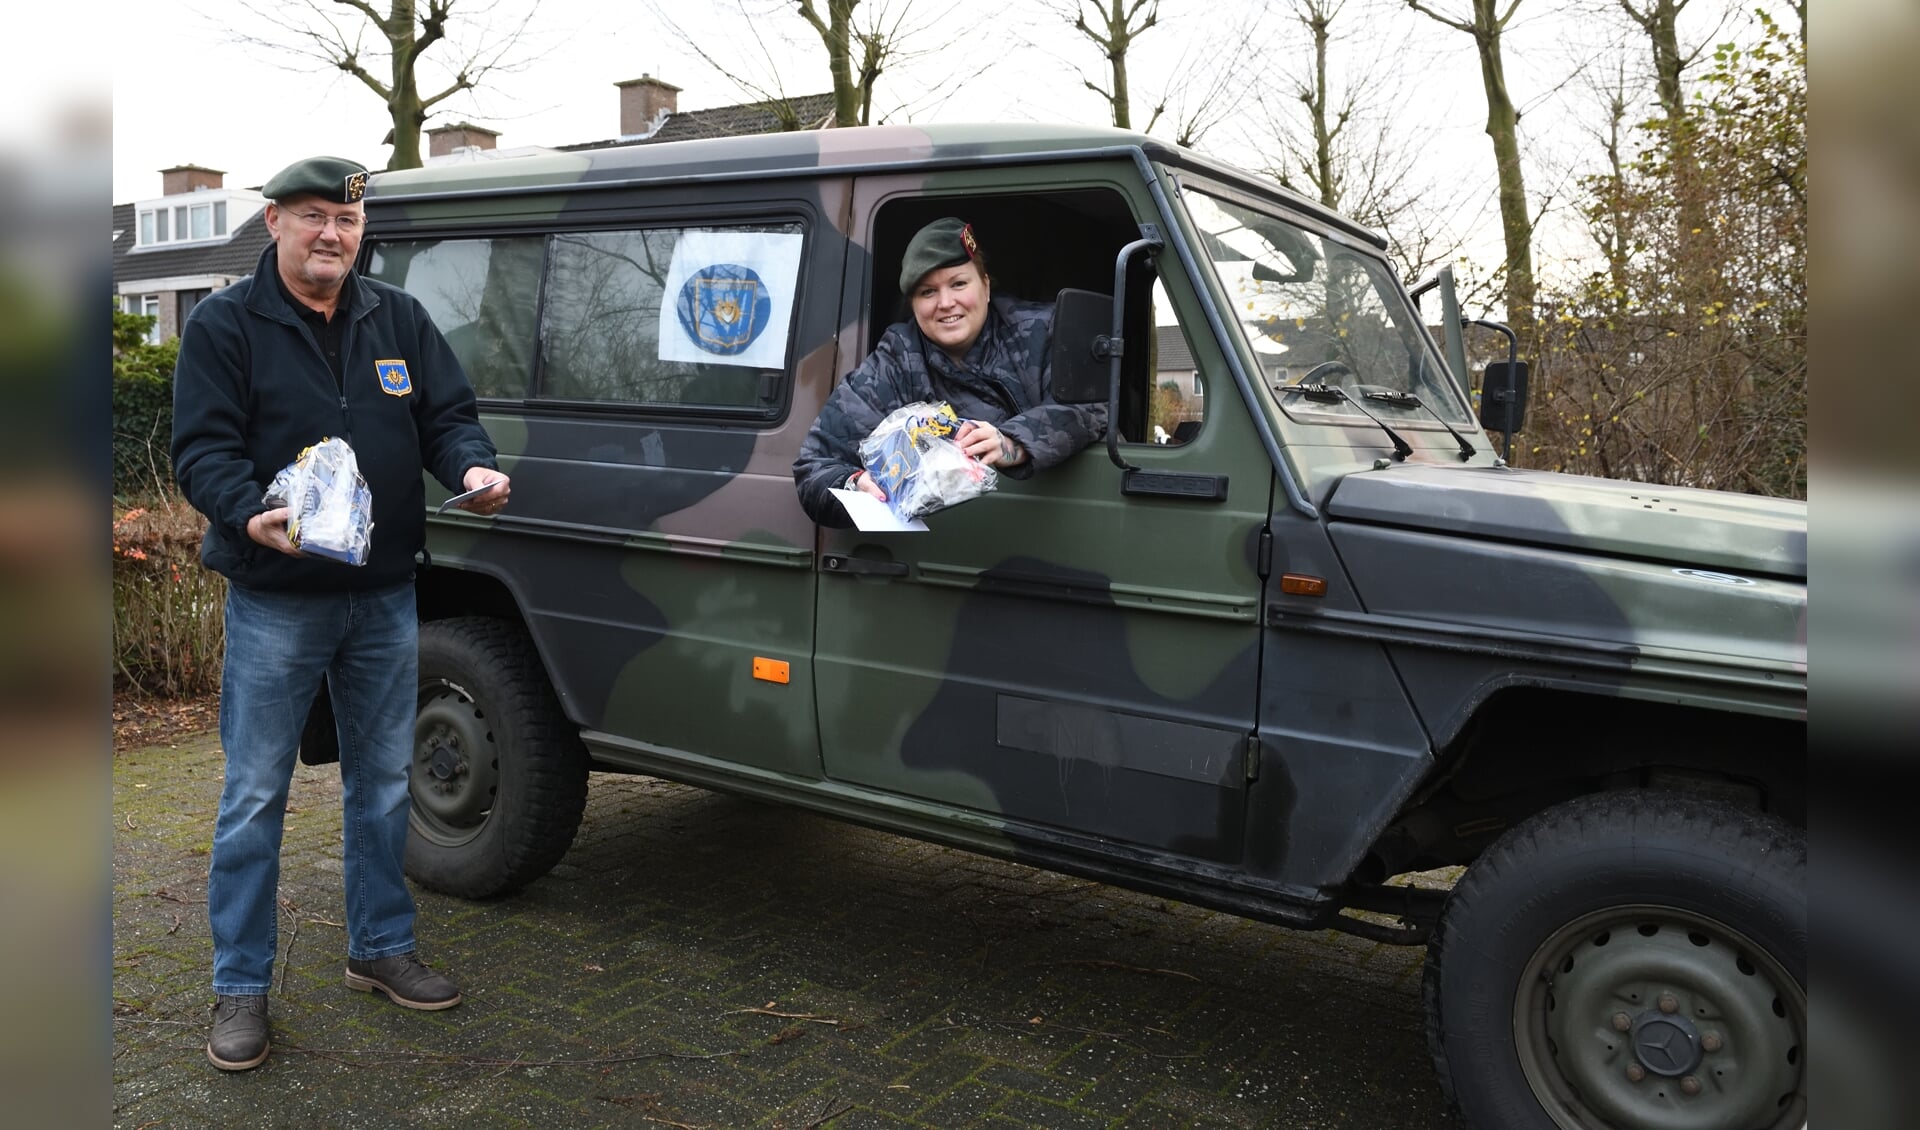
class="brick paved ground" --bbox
[113,733,1462,1129]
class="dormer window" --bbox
[136,197,231,248]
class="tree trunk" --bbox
[1108,2,1134,128]
[799,0,863,127]
[1471,0,1534,335]
[1306,2,1337,209]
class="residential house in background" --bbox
[557,74,836,150]
[113,165,272,344]
[113,77,834,343]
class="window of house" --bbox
[124,295,162,344]
[137,200,231,247]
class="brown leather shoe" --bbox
[206,994,270,1071]
[344,951,463,1010]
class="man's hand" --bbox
[457,467,511,515]
[850,470,887,501]
[246,507,303,557]
[955,420,1027,468]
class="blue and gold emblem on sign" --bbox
[375,359,412,396]
[676,264,772,356]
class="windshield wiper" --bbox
[1362,390,1477,460]
[1278,382,1413,461]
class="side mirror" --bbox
[1478,360,1529,435]
[1048,287,1114,404]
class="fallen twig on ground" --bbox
[724,1003,842,1025]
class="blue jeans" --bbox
[208,581,420,996]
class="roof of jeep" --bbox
[365,122,1380,247]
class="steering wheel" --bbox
[1296,360,1353,385]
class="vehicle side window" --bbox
[364,237,543,398]
[539,223,802,411]
[1148,278,1204,446]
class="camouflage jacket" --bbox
[793,296,1108,526]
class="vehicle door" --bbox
[810,169,1272,868]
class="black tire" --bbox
[406,616,589,898]
[1424,790,1806,1130]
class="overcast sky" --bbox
[106,0,1773,291]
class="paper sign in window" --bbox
[658,230,803,369]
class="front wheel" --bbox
[406,616,589,898]
[1424,790,1806,1130]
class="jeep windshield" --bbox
[1179,186,1472,426]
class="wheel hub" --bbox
[1628,1010,1703,1077]
[410,683,499,844]
[427,741,466,783]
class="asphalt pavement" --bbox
[113,731,1461,1128]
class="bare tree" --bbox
[647,0,948,128]
[1056,0,1162,130]
[1613,0,1732,283]
[1135,6,1266,146]
[1024,0,1257,147]
[1253,0,1469,281]
[1583,58,1637,304]
[1406,0,1536,335]
[231,0,539,170]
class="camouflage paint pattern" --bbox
[362,123,1806,923]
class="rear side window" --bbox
[364,220,805,416]
[541,223,801,410]
[366,237,543,399]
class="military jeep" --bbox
[344,124,1805,1129]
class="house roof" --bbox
[113,203,273,287]
[1155,332,1196,373]
[557,92,837,152]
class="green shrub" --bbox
[113,307,180,499]
[113,500,223,697]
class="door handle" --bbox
[820,554,909,578]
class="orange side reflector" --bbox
[752,657,790,684]
[1279,573,1327,597]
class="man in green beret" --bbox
[173,154,511,1071]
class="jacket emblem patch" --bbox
[376,359,412,396]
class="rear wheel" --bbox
[406,616,589,898]
[1424,790,1806,1130]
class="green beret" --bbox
[898,217,980,292]
[263,156,370,205]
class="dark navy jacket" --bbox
[171,245,496,591]
[793,296,1107,526]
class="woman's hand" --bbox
[850,470,887,501]
[955,420,1027,468]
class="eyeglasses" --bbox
[284,210,364,235]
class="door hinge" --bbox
[1256,526,1273,580]
[1245,732,1262,782]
